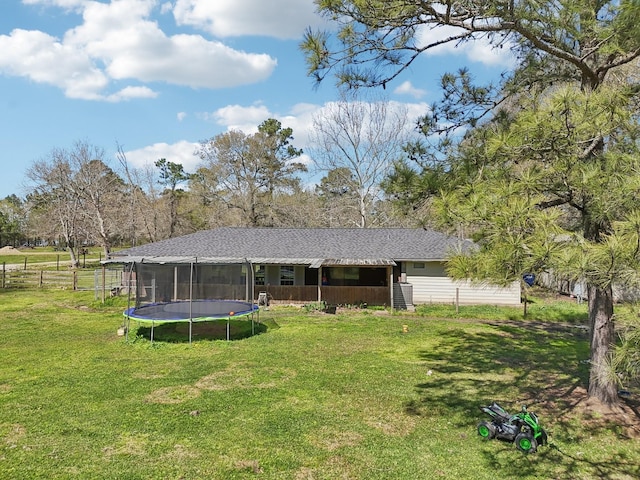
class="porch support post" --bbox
[173,266,178,301]
[246,260,254,303]
[317,267,322,302]
[389,266,394,312]
[189,260,194,345]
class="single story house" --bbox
[106,227,521,308]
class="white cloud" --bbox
[22,0,86,9]
[295,153,314,168]
[394,81,427,99]
[416,24,516,68]
[204,103,274,132]
[105,86,159,102]
[160,2,173,15]
[0,28,110,100]
[177,112,187,121]
[172,0,325,39]
[66,0,277,88]
[123,140,200,171]
[200,102,319,150]
[0,0,277,101]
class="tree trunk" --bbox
[68,245,79,268]
[93,203,111,257]
[169,192,177,238]
[587,284,618,405]
[359,193,367,228]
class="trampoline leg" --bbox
[227,317,230,341]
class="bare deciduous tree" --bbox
[71,141,123,257]
[116,144,165,245]
[26,140,123,263]
[310,93,410,228]
[27,149,82,266]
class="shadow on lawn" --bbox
[409,320,640,479]
[135,319,269,342]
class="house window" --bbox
[255,265,265,286]
[414,262,425,269]
[280,265,294,285]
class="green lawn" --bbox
[0,246,109,269]
[0,290,638,479]
[0,253,68,267]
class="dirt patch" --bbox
[160,444,199,462]
[145,385,201,404]
[531,384,640,439]
[0,246,21,254]
[2,423,26,446]
[364,409,417,436]
[294,457,357,480]
[131,372,167,380]
[102,433,149,458]
[195,365,297,391]
[309,427,363,451]
[235,460,263,474]
[294,467,316,480]
[570,392,640,439]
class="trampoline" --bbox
[124,300,259,342]
[110,258,262,343]
[124,300,258,323]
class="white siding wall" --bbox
[405,261,520,306]
[406,261,446,277]
[408,275,521,306]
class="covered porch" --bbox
[106,256,399,308]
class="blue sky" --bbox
[0,0,516,199]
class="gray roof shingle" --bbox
[109,227,472,265]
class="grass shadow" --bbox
[134,318,269,342]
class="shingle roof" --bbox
[108,227,472,265]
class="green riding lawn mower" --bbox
[477,402,548,453]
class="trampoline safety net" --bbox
[130,262,253,309]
